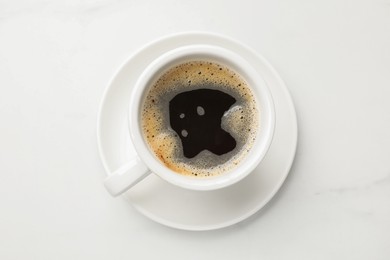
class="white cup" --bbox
[104,44,275,196]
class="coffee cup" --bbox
[104,44,275,196]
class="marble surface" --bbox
[0,0,389,259]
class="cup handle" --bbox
[104,157,151,196]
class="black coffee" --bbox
[141,60,259,177]
[170,89,237,158]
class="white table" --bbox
[1,0,389,259]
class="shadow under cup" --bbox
[129,45,275,191]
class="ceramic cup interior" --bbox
[128,44,275,190]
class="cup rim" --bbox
[128,44,275,190]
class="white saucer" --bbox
[97,32,298,231]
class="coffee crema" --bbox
[141,60,259,177]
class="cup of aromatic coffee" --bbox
[104,44,275,196]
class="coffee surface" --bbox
[141,60,259,177]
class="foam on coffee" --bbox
[141,60,259,177]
